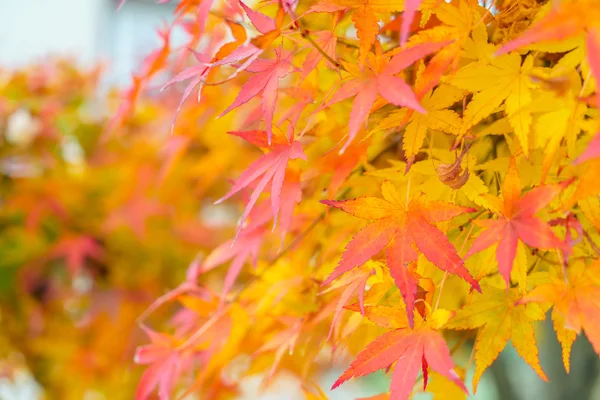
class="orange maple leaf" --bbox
[322,181,479,327]
[520,260,600,372]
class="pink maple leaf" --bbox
[104,196,169,238]
[48,234,103,276]
[134,326,190,400]
[201,202,271,305]
[401,0,423,45]
[218,50,297,144]
[301,30,338,80]
[321,40,451,153]
[215,131,306,240]
[320,268,374,341]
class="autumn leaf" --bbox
[200,203,270,305]
[465,159,567,286]
[398,0,483,97]
[320,267,374,340]
[449,53,534,155]
[134,326,189,400]
[332,311,468,400]
[321,40,451,152]
[301,30,338,80]
[322,181,479,326]
[47,234,103,276]
[497,1,600,108]
[353,5,379,65]
[162,20,247,129]
[446,286,547,392]
[380,84,463,167]
[401,0,423,45]
[219,50,296,144]
[520,260,600,371]
[215,131,306,239]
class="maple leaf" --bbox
[162,20,247,130]
[215,131,306,239]
[104,195,169,238]
[241,1,285,50]
[140,24,171,78]
[520,260,600,372]
[320,268,374,341]
[395,0,484,97]
[401,0,423,45]
[190,2,286,93]
[465,159,567,286]
[200,202,271,305]
[446,286,548,392]
[318,139,369,198]
[449,53,534,155]
[321,41,451,153]
[218,50,296,144]
[332,309,468,400]
[47,234,103,276]
[134,326,190,400]
[529,80,592,182]
[301,30,338,80]
[255,317,304,381]
[379,84,463,167]
[353,5,379,65]
[497,1,600,108]
[322,181,479,327]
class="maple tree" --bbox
[4,0,600,398]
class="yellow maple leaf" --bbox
[449,53,534,156]
[380,84,463,164]
[446,286,547,392]
[427,371,468,400]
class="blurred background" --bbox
[0,0,187,86]
[0,1,599,399]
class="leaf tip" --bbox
[320,199,339,208]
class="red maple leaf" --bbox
[332,321,467,400]
[465,159,569,286]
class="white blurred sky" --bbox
[0,0,184,86]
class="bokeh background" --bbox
[0,1,599,399]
